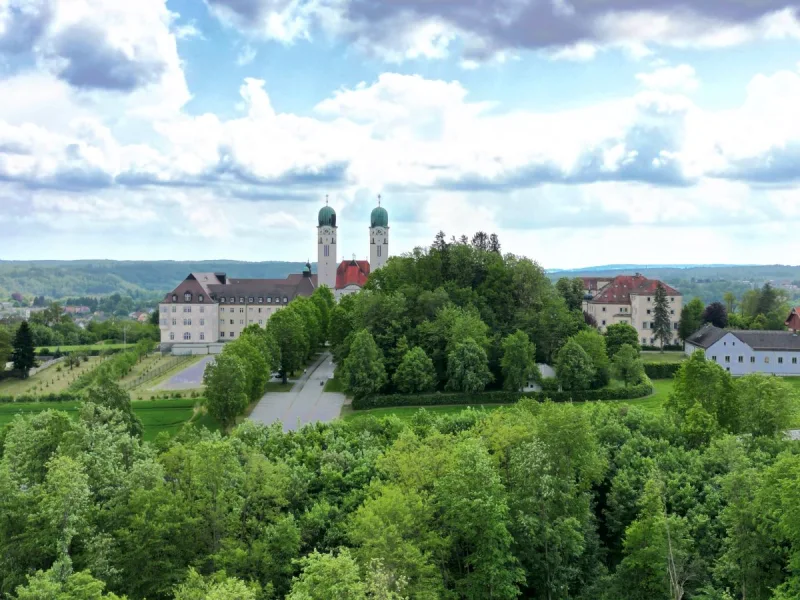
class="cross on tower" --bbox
[325,194,329,205]
[377,194,381,207]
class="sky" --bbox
[1,0,800,270]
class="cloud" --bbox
[236,44,258,66]
[636,64,699,92]
[0,0,188,97]
[201,0,800,64]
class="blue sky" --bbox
[1,0,800,269]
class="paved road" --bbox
[157,356,215,390]
[249,352,345,432]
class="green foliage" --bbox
[446,338,492,393]
[642,362,680,379]
[15,566,126,599]
[556,277,586,312]
[571,329,611,388]
[85,375,143,438]
[605,322,640,358]
[614,344,646,387]
[287,549,368,600]
[341,330,388,399]
[267,307,308,383]
[12,322,36,377]
[500,330,539,392]
[393,347,437,394]
[0,328,12,368]
[203,353,249,430]
[735,374,793,437]
[679,297,706,341]
[652,282,673,349]
[556,339,595,391]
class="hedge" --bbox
[352,381,653,410]
[641,344,683,352]
[643,362,681,379]
[0,392,84,404]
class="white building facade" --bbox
[685,324,800,376]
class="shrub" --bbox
[352,380,653,410]
[643,363,681,379]
[0,392,84,404]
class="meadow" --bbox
[0,356,105,396]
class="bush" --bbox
[641,344,683,352]
[0,392,84,404]
[643,363,681,379]
[352,380,653,410]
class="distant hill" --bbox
[0,260,312,299]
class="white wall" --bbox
[160,303,219,345]
[705,332,800,376]
[318,225,338,290]
[370,226,389,271]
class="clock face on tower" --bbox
[374,228,384,236]
[321,227,331,235]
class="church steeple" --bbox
[370,194,389,271]
[317,195,337,290]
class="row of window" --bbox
[220,296,288,305]
[222,307,274,313]
[171,293,205,303]
[164,306,206,313]
[169,332,206,341]
[163,319,207,326]
[712,355,799,365]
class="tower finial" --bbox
[378,193,381,207]
[325,194,329,206]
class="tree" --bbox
[556,277,586,312]
[723,292,737,314]
[15,567,125,600]
[174,568,259,600]
[149,310,159,327]
[501,330,539,392]
[735,374,793,437]
[341,330,387,399]
[756,282,779,316]
[12,321,36,377]
[605,323,640,358]
[445,338,492,393]
[702,302,728,329]
[489,233,501,253]
[678,298,705,341]
[613,343,645,387]
[287,549,368,600]
[0,327,12,368]
[571,329,611,388]
[85,375,143,438]
[393,347,436,394]
[471,231,489,251]
[203,352,249,430]
[267,308,308,383]
[584,311,598,328]
[652,282,672,351]
[555,339,595,392]
[226,337,269,402]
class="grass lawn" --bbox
[641,351,686,364]
[0,356,105,397]
[324,377,344,393]
[36,343,129,353]
[0,398,217,441]
[264,381,294,393]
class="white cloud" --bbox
[636,64,699,92]
[236,45,258,66]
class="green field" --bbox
[324,376,344,393]
[35,343,129,353]
[0,398,215,441]
[0,356,105,397]
[641,351,686,363]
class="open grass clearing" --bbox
[36,343,129,353]
[641,351,686,364]
[0,356,105,397]
[0,398,214,441]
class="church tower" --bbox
[370,196,389,271]
[317,198,337,290]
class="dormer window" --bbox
[172,294,177,302]
[267,296,272,303]
[283,296,289,303]
[240,297,245,303]
[199,294,204,303]
[258,297,263,303]
[184,292,192,302]
[249,297,254,303]
[221,298,226,303]
[229,297,235,303]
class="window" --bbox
[229,297,235,303]
[184,292,192,302]
[200,319,205,326]
[239,297,245,303]
[671,310,675,315]
[170,332,175,340]
[160,318,167,325]
[725,356,730,363]
[258,297,263,303]
[161,306,168,313]
[602,307,606,312]
[200,333,205,341]
[221,298,226,303]
[793,357,798,364]
[172,306,176,313]
[671,297,675,302]
[765,356,770,364]
[259,320,263,325]
[377,245,382,257]
[200,307,204,313]
[642,338,647,344]
[172,319,177,326]
[199,294,204,303]
[184,306,191,313]
[258,308,262,313]
[673,323,679,330]
[221,332,225,338]
[283,297,289,303]
[602,320,606,326]
[723,341,727,346]
[324,245,329,257]
[738,356,744,363]
[230,332,235,338]
[751,356,756,363]
[779,357,784,364]
[267,297,272,303]
[712,356,717,361]
[240,320,244,325]
[249,297,254,303]
[240,308,244,313]
[647,297,651,302]
[172,294,177,302]
[183,332,191,341]
[230,320,234,325]
[647,309,651,315]
[642,321,648,329]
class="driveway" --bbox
[156,356,214,390]
[249,352,346,432]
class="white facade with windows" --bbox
[685,325,800,376]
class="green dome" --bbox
[371,206,388,228]
[318,205,336,227]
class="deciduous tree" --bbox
[446,338,492,393]
[555,339,595,392]
[341,330,387,399]
[703,302,728,329]
[613,344,645,387]
[571,329,611,388]
[678,298,705,341]
[203,353,249,430]
[393,346,436,394]
[501,330,539,392]
[605,322,640,358]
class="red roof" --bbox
[786,307,800,329]
[581,277,610,291]
[590,274,681,304]
[336,260,370,289]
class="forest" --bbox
[1,354,798,599]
